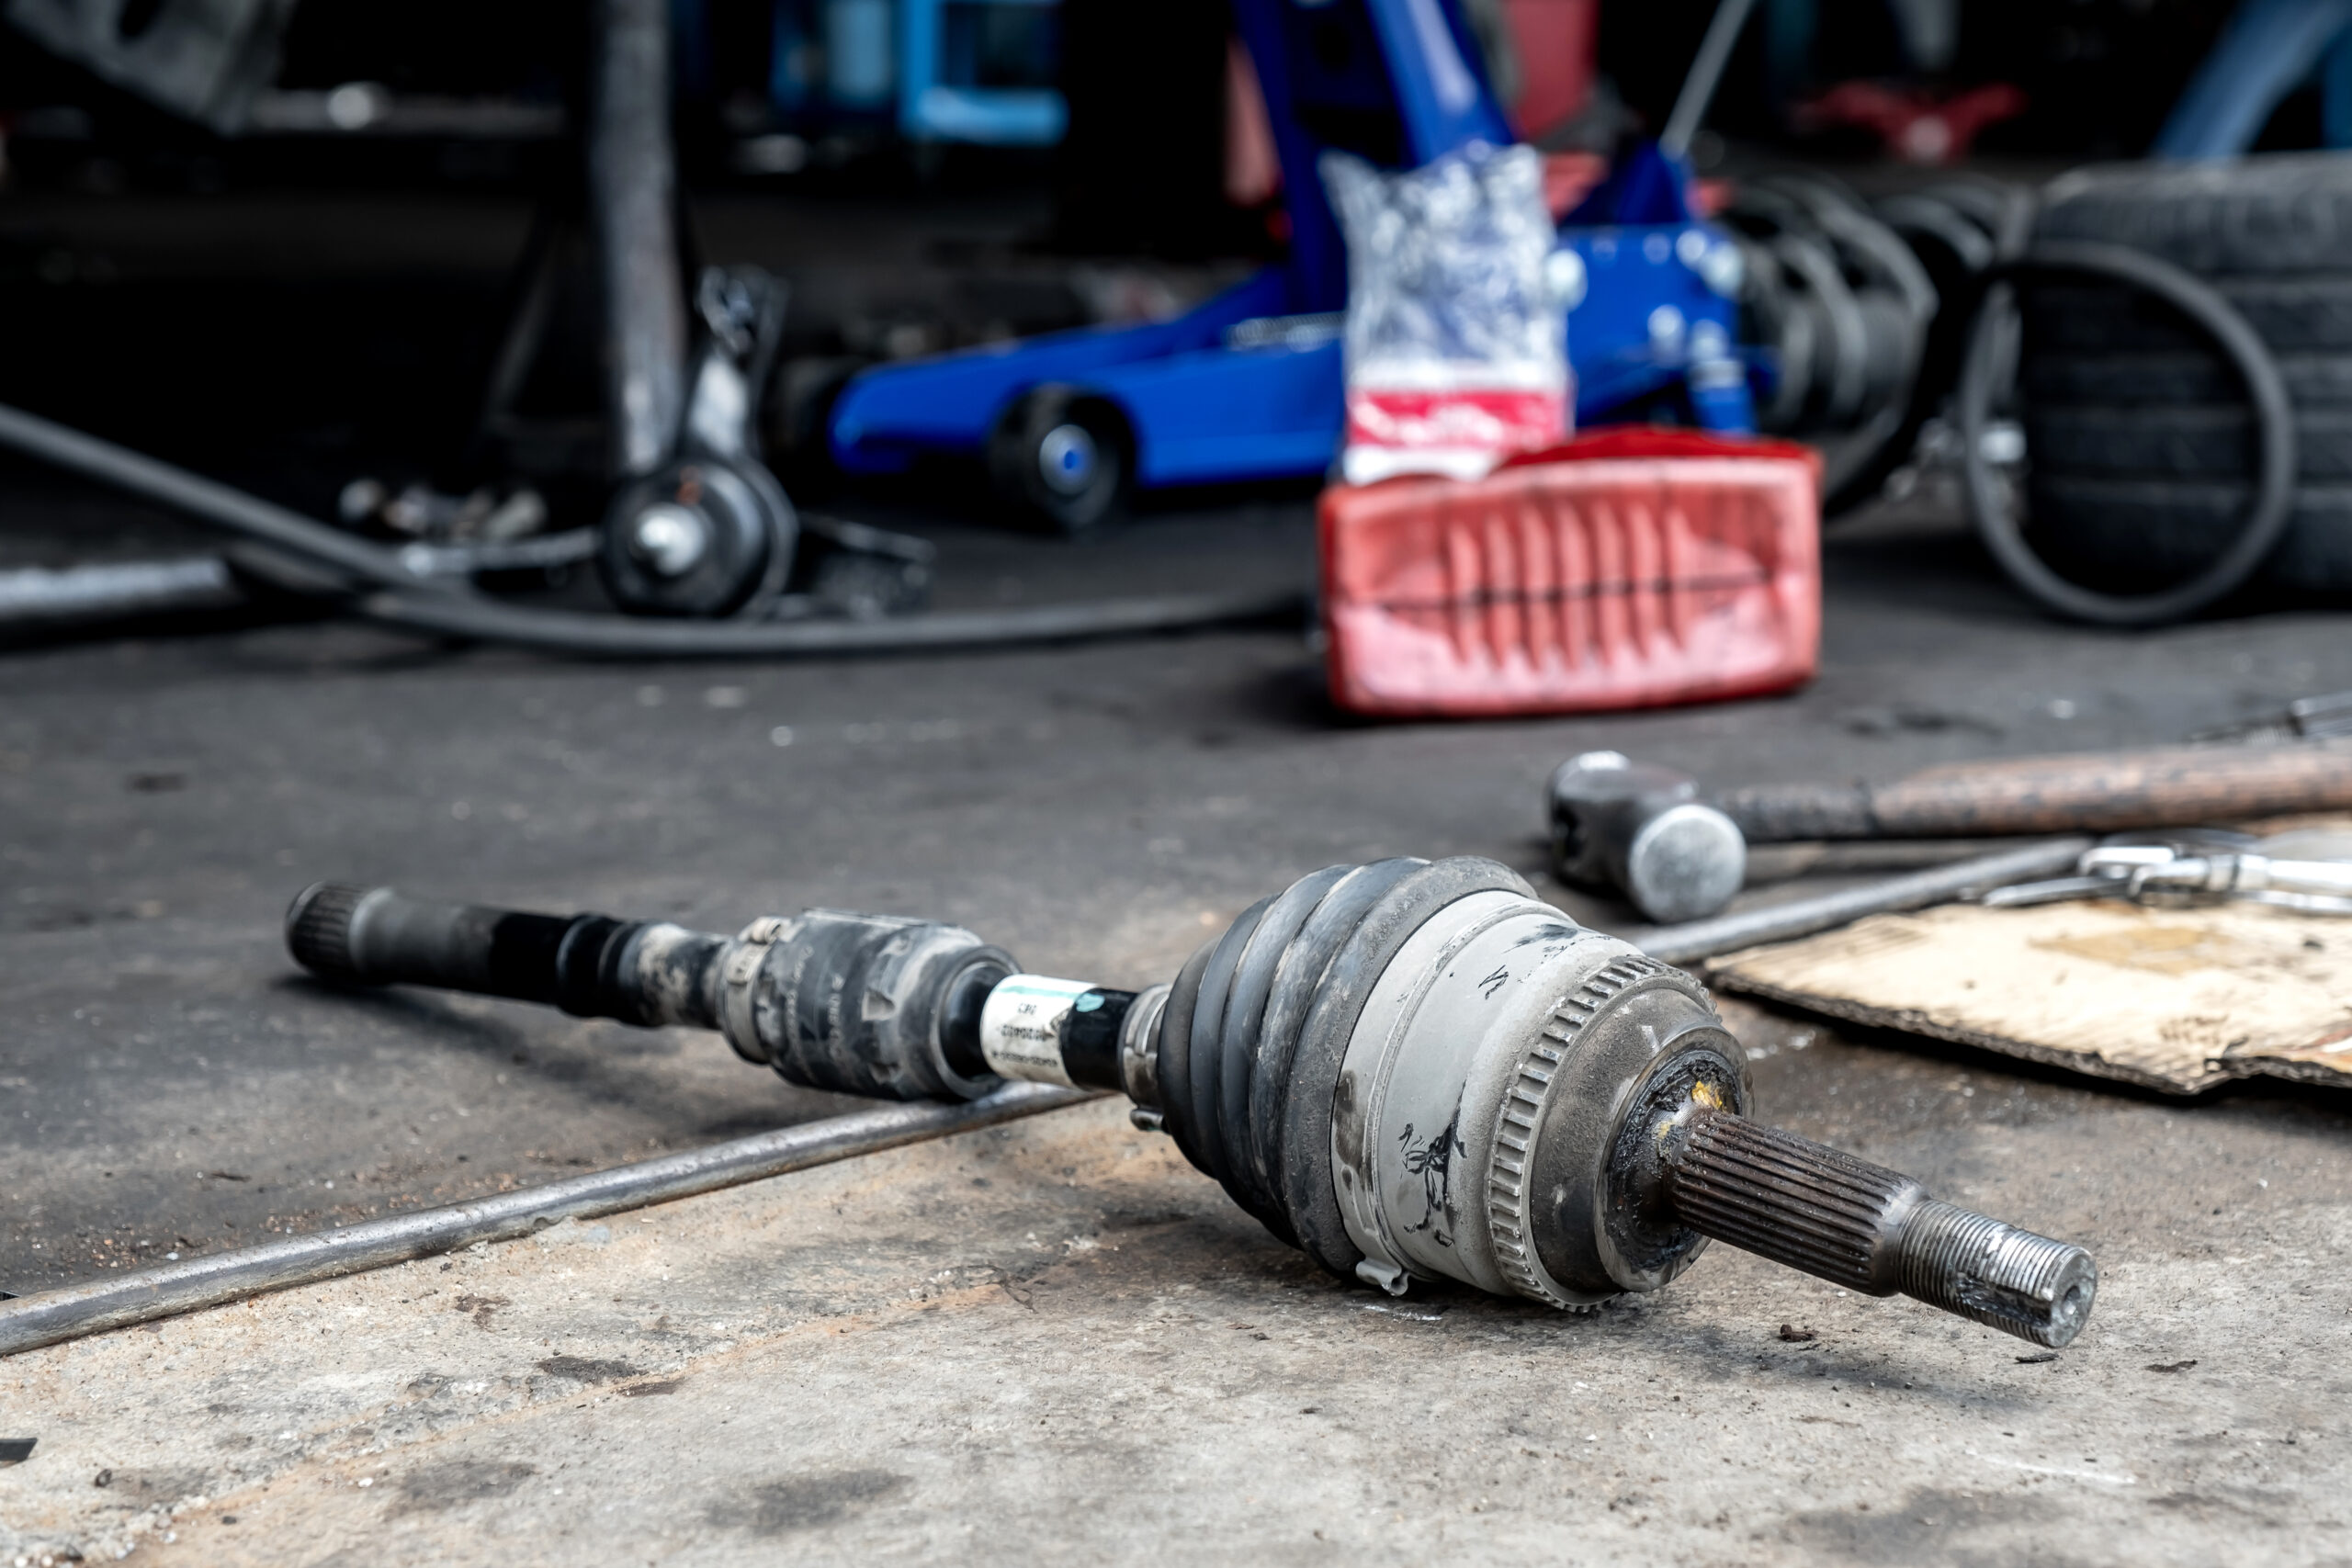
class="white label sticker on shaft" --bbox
[980,976,1094,1087]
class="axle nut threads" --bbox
[1895,1201,2098,1348]
[1663,1111,2098,1347]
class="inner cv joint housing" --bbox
[1153,858,1750,1312]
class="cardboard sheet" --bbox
[1705,897,2352,1095]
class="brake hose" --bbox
[1956,241,2298,626]
[0,399,1307,656]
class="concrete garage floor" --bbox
[3,490,2351,1563]
[1,186,2350,1564]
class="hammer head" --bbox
[1548,751,1747,923]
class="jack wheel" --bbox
[988,386,1130,536]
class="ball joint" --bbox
[595,454,796,618]
[286,858,2096,1348]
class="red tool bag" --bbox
[1318,429,1822,717]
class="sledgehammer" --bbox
[1550,738,2352,921]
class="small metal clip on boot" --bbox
[287,858,2098,1347]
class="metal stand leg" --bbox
[590,0,690,479]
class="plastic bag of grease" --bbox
[1322,141,1569,485]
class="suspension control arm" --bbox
[287,861,2097,1347]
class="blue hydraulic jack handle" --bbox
[1234,0,1519,315]
[1560,0,1757,434]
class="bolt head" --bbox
[1545,248,1589,311]
[627,503,710,578]
[1036,423,1098,496]
[1697,243,1746,299]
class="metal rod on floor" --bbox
[1626,836,2095,964]
[0,557,240,623]
[0,1083,1090,1359]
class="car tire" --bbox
[2030,475,2352,592]
[2035,152,2352,276]
[2015,153,2352,598]
[2026,404,2352,480]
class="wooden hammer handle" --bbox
[1718,741,2352,841]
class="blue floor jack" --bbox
[827,0,1757,533]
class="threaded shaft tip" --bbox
[285,882,368,981]
[1896,1200,2098,1348]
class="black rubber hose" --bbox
[1956,241,2298,627]
[0,401,433,594]
[357,582,1306,657]
[0,398,1309,656]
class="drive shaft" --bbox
[286,860,2097,1347]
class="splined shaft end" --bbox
[1661,1110,2096,1348]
